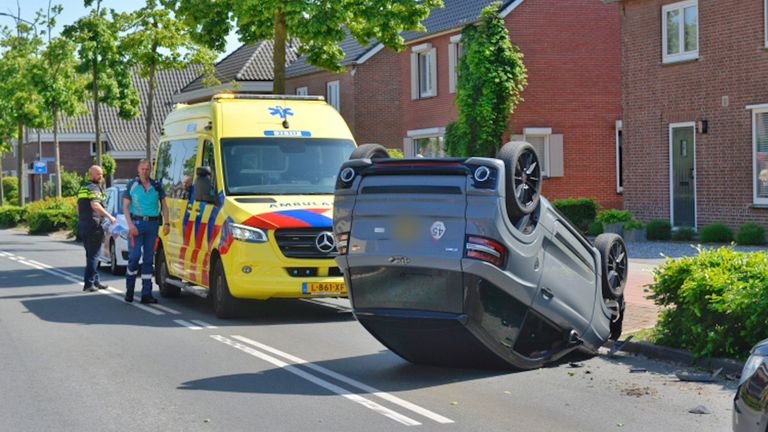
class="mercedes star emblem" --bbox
[315,231,336,253]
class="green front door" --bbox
[671,125,695,227]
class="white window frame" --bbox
[765,0,768,48]
[616,120,623,193]
[407,127,445,157]
[662,0,699,64]
[523,127,552,177]
[90,141,107,156]
[295,86,308,96]
[749,103,768,206]
[411,43,437,99]
[449,34,463,94]
[326,81,340,111]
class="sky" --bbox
[0,0,243,59]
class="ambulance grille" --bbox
[275,228,338,259]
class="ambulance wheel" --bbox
[110,241,126,276]
[595,233,628,300]
[156,249,180,298]
[498,141,541,219]
[350,143,389,160]
[212,259,240,319]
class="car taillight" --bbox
[465,236,506,267]
[336,232,349,255]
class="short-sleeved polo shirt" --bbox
[123,177,166,217]
[77,181,106,224]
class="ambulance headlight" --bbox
[230,223,268,243]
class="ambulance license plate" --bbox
[303,282,346,295]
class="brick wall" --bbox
[286,70,357,137]
[400,0,623,209]
[622,0,768,228]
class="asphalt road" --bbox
[0,228,737,431]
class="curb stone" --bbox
[605,339,745,376]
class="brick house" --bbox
[398,0,623,208]
[614,0,768,228]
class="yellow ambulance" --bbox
[153,94,355,318]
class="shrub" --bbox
[623,219,644,230]
[646,219,672,240]
[596,209,633,224]
[386,149,405,159]
[2,176,18,205]
[25,197,77,234]
[672,226,696,241]
[60,169,84,197]
[735,223,766,245]
[552,198,598,233]
[649,247,768,359]
[698,223,733,243]
[0,206,26,227]
[587,221,604,236]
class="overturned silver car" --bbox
[333,142,627,370]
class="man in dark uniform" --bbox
[77,165,116,292]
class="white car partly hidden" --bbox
[98,183,130,275]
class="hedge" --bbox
[552,198,597,233]
[25,197,78,235]
[650,247,768,359]
[735,223,766,246]
[0,206,26,227]
[698,223,733,243]
[646,219,672,240]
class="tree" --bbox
[122,0,216,161]
[165,0,443,94]
[33,2,88,198]
[444,3,527,157]
[0,15,48,206]
[98,153,116,179]
[63,0,140,166]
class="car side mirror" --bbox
[194,166,216,204]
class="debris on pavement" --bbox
[629,367,647,373]
[676,367,723,382]
[688,405,711,415]
[569,362,584,368]
[608,336,634,357]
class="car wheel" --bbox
[497,141,541,219]
[349,143,390,160]
[156,249,180,298]
[110,241,126,276]
[609,296,625,341]
[212,259,239,319]
[595,233,628,300]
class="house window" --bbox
[753,107,768,205]
[326,81,340,111]
[407,127,445,157]
[410,43,437,99]
[296,86,308,96]
[616,120,623,193]
[90,141,107,156]
[662,1,698,63]
[523,128,552,177]
[449,34,463,94]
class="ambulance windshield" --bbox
[221,138,355,195]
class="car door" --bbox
[188,137,218,286]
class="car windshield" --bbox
[221,137,356,195]
[115,188,125,215]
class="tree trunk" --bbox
[16,121,24,207]
[0,146,4,204]
[53,107,61,198]
[273,8,287,95]
[145,56,157,162]
[93,59,101,166]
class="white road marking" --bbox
[0,252,82,285]
[103,287,164,315]
[174,319,203,330]
[231,335,454,424]
[190,319,217,329]
[211,335,421,426]
[151,304,182,315]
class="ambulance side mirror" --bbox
[194,166,216,204]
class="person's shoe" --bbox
[140,296,158,304]
[95,282,109,290]
[124,294,134,303]
[83,285,98,293]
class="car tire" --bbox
[609,296,625,341]
[211,259,239,319]
[156,248,181,298]
[497,141,542,219]
[349,143,389,160]
[110,241,126,276]
[595,233,628,300]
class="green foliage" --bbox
[649,247,768,359]
[698,223,734,243]
[0,206,27,227]
[596,209,633,224]
[623,219,644,230]
[61,169,85,197]
[588,221,604,236]
[25,197,77,234]
[672,226,696,241]
[445,4,527,157]
[646,219,672,240]
[552,197,597,233]
[386,148,405,159]
[735,223,766,245]
[2,177,18,205]
[167,0,442,93]
[97,154,117,178]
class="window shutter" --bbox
[410,53,419,100]
[429,48,438,97]
[448,44,457,93]
[403,137,414,157]
[548,134,564,177]
[511,135,524,142]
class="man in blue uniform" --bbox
[122,160,170,304]
[77,165,116,292]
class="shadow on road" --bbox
[0,268,81,288]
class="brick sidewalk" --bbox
[622,259,660,333]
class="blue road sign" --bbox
[33,161,47,174]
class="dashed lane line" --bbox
[174,319,203,330]
[211,335,422,426]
